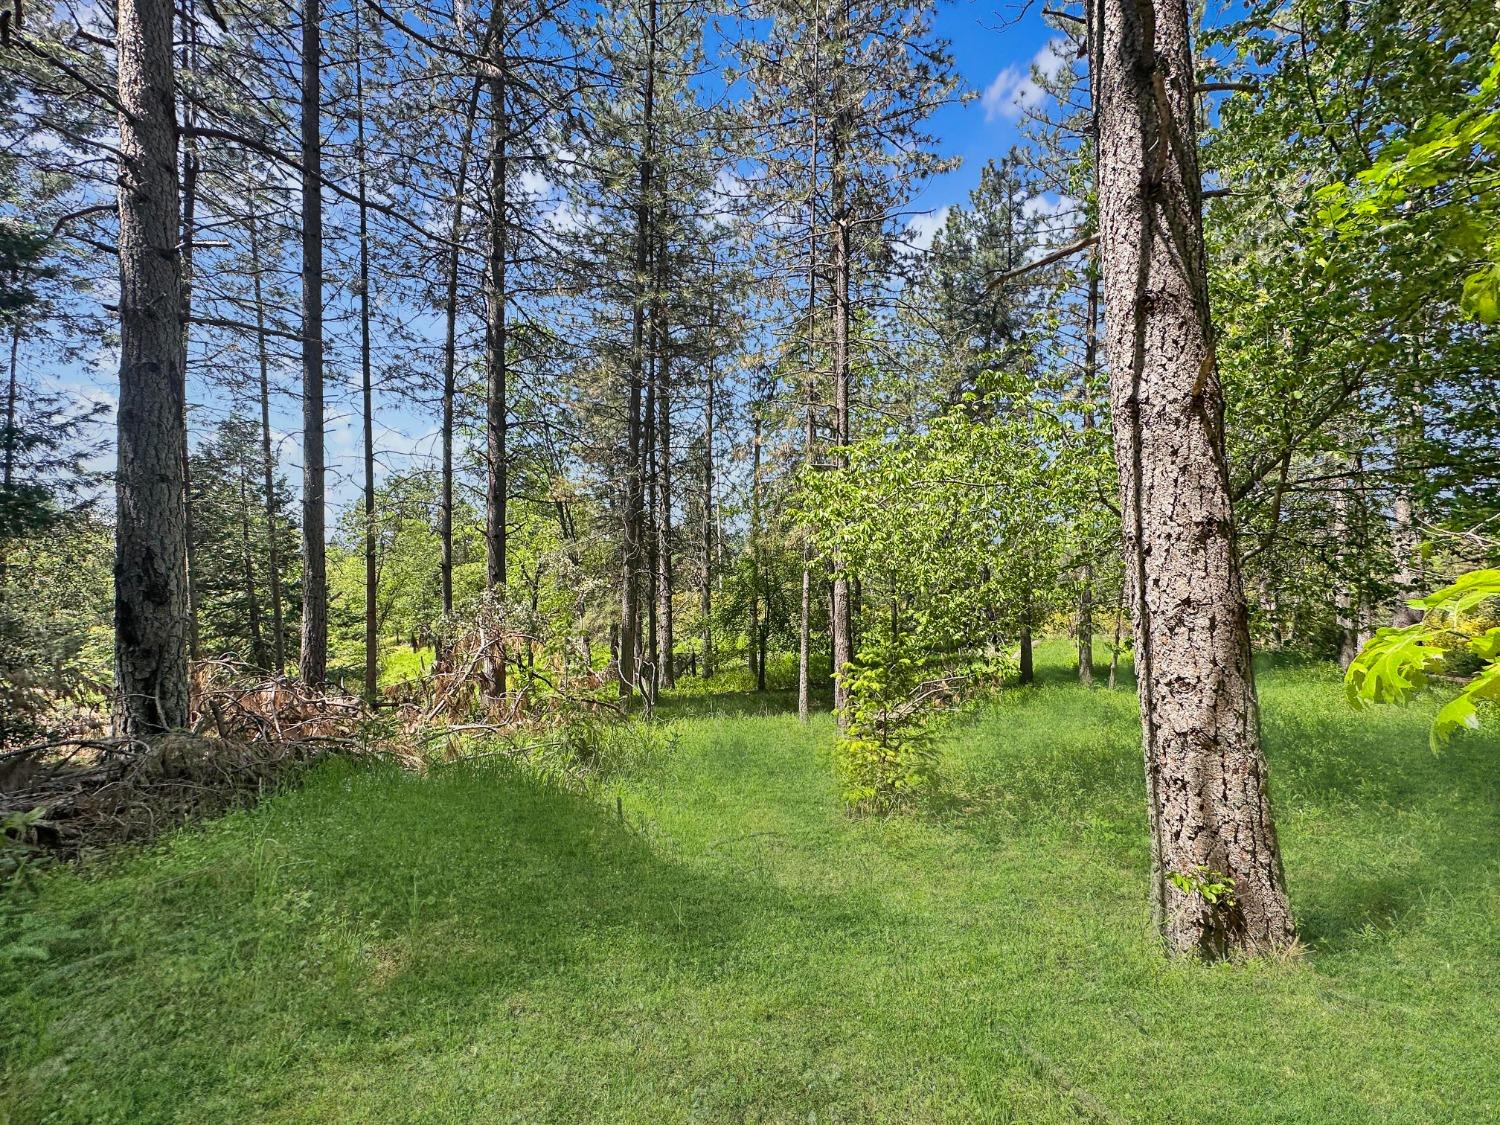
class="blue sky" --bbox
[45,0,1069,518]
[907,0,1068,239]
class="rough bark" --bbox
[114,0,190,734]
[1096,0,1295,957]
[298,0,328,685]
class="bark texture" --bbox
[114,0,190,735]
[1096,0,1295,958]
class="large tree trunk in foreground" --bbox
[298,0,328,685]
[1096,0,1294,958]
[115,0,190,734]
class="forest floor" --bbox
[2,643,1497,1123]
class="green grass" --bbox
[3,642,1497,1122]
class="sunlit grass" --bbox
[2,641,1496,1122]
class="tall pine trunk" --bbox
[298,0,328,685]
[179,111,201,662]
[700,356,715,679]
[1096,0,1294,958]
[246,204,287,672]
[355,7,378,703]
[115,0,190,734]
[439,79,483,621]
[656,300,675,690]
[798,98,819,722]
[484,10,510,697]
[829,98,852,723]
[618,0,657,701]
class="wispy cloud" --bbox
[905,206,952,251]
[981,38,1073,123]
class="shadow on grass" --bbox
[2,756,893,1120]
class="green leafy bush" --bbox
[1346,568,1500,749]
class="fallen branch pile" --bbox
[0,664,396,866]
[0,734,330,862]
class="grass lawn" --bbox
[3,642,1497,1122]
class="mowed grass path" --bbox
[3,645,1497,1122]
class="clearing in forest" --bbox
[2,646,1497,1122]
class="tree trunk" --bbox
[1078,258,1099,685]
[485,13,509,695]
[798,81,820,723]
[439,79,483,620]
[114,0,190,734]
[246,203,286,672]
[618,0,656,701]
[829,99,852,723]
[656,300,675,691]
[298,0,327,685]
[179,119,201,662]
[1108,584,1124,690]
[355,6,378,703]
[1096,0,1294,958]
[1389,401,1426,627]
[239,467,267,667]
[1018,617,1033,686]
[644,310,659,701]
[700,355,715,679]
[749,405,763,689]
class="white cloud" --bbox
[1022,193,1079,221]
[905,205,952,251]
[981,38,1073,123]
[517,169,552,199]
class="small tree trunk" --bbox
[1018,617,1033,686]
[1078,258,1099,686]
[179,125,201,662]
[485,13,509,695]
[1107,586,1123,690]
[1096,0,1294,958]
[618,0,656,701]
[700,356,715,678]
[298,0,328,685]
[439,80,483,620]
[239,468,267,667]
[798,91,820,723]
[829,107,853,722]
[115,0,190,733]
[246,203,286,672]
[656,297,675,691]
[644,320,659,699]
[749,404,764,689]
[355,7,378,703]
